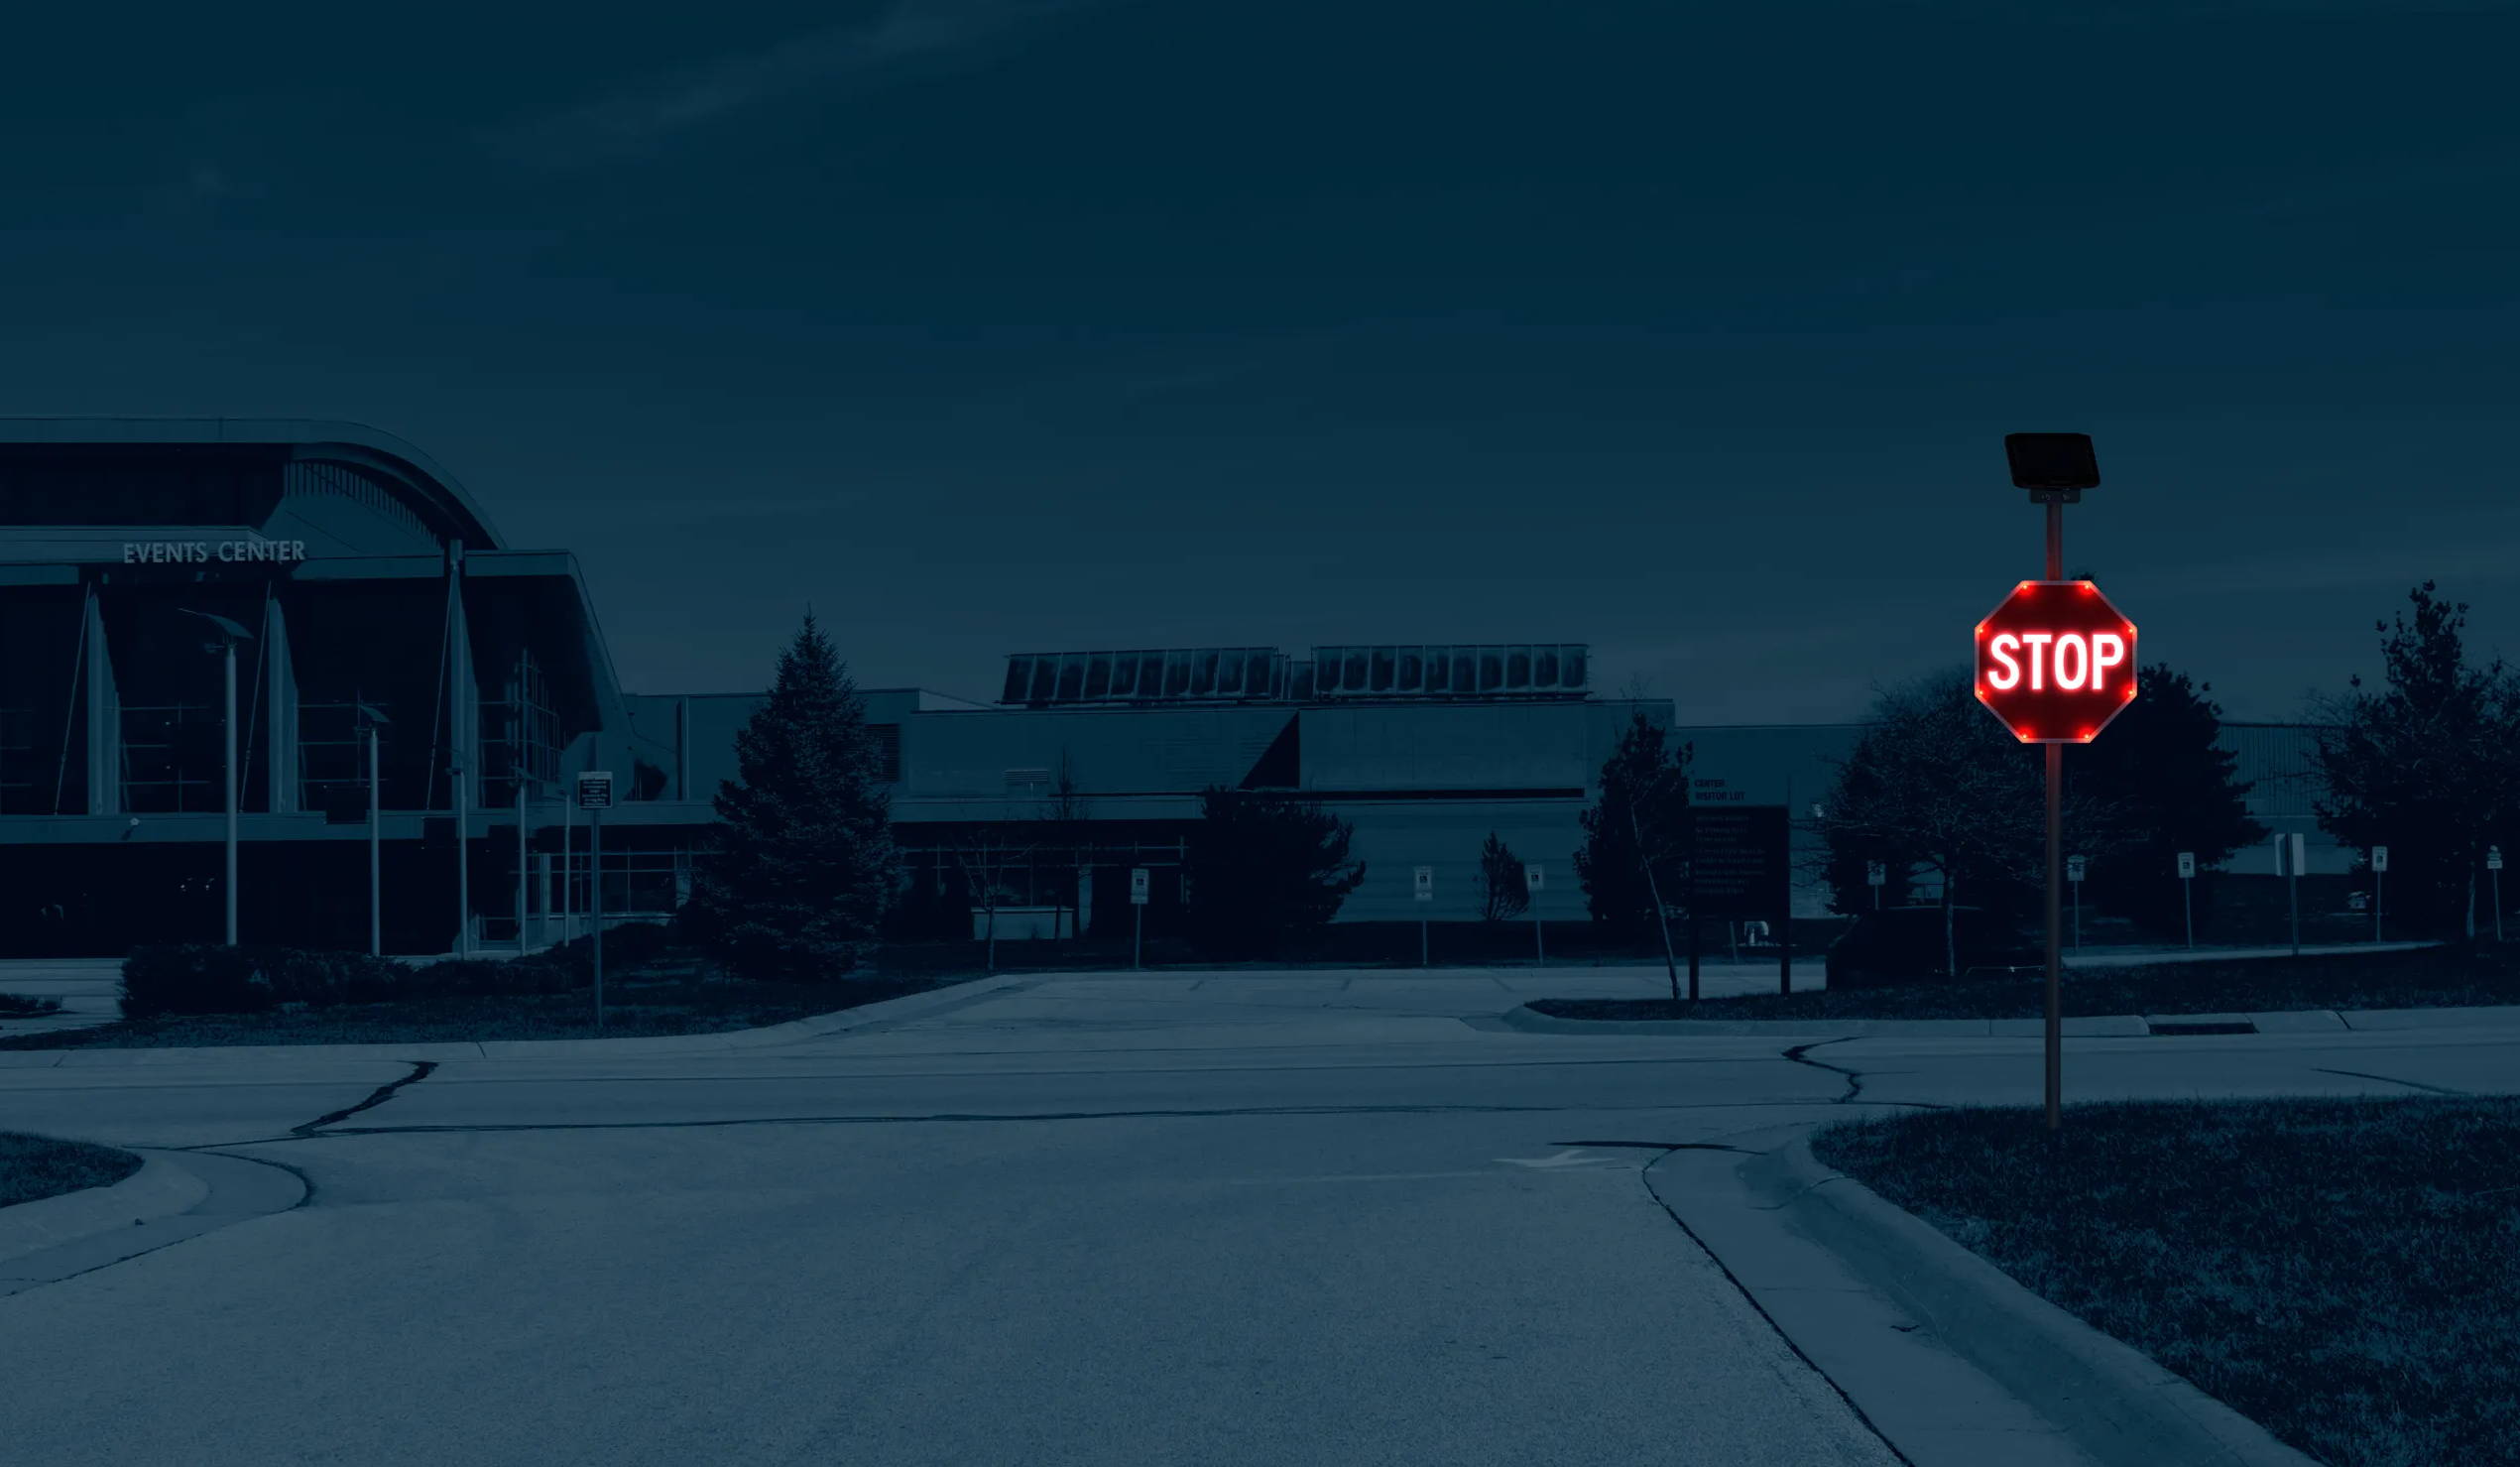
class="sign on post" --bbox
[1522,865,1544,964]
[1128,867,1148,970]
[576,771,614,1034]
[2066,856,2087,883]
[2371,844,2388,943]
[2491,847,2505,873]
[1688,805,1794,995]
[1973,581,2140,744]
[2177,851,2197,949]
[1864,860,1885,887]
[1414,866,1434,903]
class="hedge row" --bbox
[119,923,676,1020]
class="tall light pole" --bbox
[180,610,254,947]
[357,703,392,957]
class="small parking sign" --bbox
[1413,866,1433,903]
[1523,864,1543,893]
[1130,868,1149,906]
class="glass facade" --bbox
[1308,644,1591,699]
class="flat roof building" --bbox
[0,420,2349,958]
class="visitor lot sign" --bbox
[1687,805,1789,917]
[1974,580,2138,744]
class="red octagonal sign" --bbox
[1974,580,2138,744]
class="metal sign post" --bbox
[2177,851,2196,949]
[1130,867,1148,969]
[2285,831,2305,957]
[2371,845,2388,943]
[2490,847,2505,943]
[577,771,614,1032]
[1413,865,1434,966]
[1993,430,2111,1135]
[368,721,384,957]
[2067,856,2086,950]
[1524,864,1544,964]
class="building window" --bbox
[558,845,684,918]
[870,723,901,783]
[480,653,559,808]
[119,703,221,812]
[298,700,394,815]
[0,706,35,814]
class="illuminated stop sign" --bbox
[1974,580,2138,744]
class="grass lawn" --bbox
[1812,1097,2520,1467]
[0,1132,144,1209]
[1531,941,2520,1023]
[0,973,960,1050]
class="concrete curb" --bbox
[1754,1133,2322,1467]
[1499,1001,2511,1038]
[0,1153,208,1267]
[0,972,1039,1068]
[1497,1007,2153,1038]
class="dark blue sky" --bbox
[6,0,2515,721]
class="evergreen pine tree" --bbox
[683,613,898,980]
[1478,832,1529,922]
[1575,711,1691,941]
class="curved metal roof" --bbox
[0,418,505,550]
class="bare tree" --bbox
[949,825,1034,971]
[1036,752,1092,938]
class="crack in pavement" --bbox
[2314,1066,2469,1096]
[1549,1140,1751,1154]
[291,1060,437,1137]
[1782,1038,1865,1103]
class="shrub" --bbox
[122,945,279,1019]
[119,925,683,1018]
[264,949,411,1006]
[0,993,62,1018]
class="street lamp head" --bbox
[178,608,256,643]
[2003,432,2100,501]
[355,702,393,726]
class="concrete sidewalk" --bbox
[0,971,1040,1069]
[1650,1123,2321,1467]
[1500,1000,2520,1038]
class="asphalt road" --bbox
[1,971,2511,1467]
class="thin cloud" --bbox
[498,0,1094,167]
